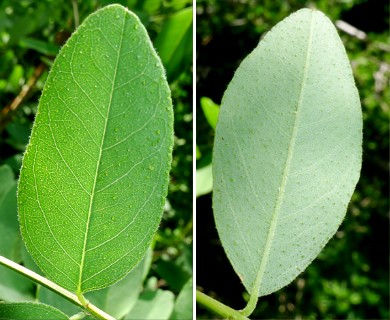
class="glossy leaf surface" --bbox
[18,4,173,293]
[213,9,362,297]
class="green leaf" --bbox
[170,277,192,320]
[196,164,212,197]
[0,192,22,263]
[37,285,83,317]
[19,37,60,56]
[196,145,201,160]
[154,7,192,82]
[7,64,24,92]
[142,0,162,14]
[0,302,68,320]
[0,165,15,197]
[2,154,23,173]
[20,245,43,276]
[18,4,173,294]
[86,248,152,319]
[200,97,220,129]
[213,9,362,298]
[0,165,35,302]
[155,258,191,292]
[0,269,35,302]
[124,289,175,320]
[6,121,31,151]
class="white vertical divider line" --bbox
[192,1,197,320]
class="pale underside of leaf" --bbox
[18,4,173,293]
[213,8,362,297]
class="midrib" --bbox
[251,12,315,296]
[77,13,126,293]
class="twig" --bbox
[0,255,115,320]
[72,0,80,29]
[374,62,390,93]
[0,62,46,132]
[196,290,249,320]
[335,20,367,40]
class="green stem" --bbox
[0,255,115,320]
[196,290,249,320]
[76,291,89,307]
[240,292,258,317]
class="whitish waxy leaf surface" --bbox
[213,9,362,297]
[18,4,173,293]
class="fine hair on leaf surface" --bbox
[17,4,173,295]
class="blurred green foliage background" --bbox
[0,0,192,318]
[196,0,389,319]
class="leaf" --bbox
[39,266,155,320]
[86,248,152,319]
[196,145,201,159]
[6,121,31,151]
[0,302,68,320]
[154,7,192,82]
[200,97,220,129]
[0,165,35,302]
[196,97,219,197]
[38,287,82,318]
[18,4,173,294]
[124,289,175,320]
[196,164,213,197]
[0,264,35,302]
[170,277,192,320]
[0,165,15,197]
[142,0,162,14]
[213,9,362,298]
[7,64,24,92]
[19,37,60,56]
[3,154,23,173]
[20,245,43,275]
[155,258,191,292]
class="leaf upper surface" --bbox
[18,4,173,293]
[213,9,362,297]
[0,302,68,320]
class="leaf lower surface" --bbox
[18,4,173,293]
[213,9,362,297]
